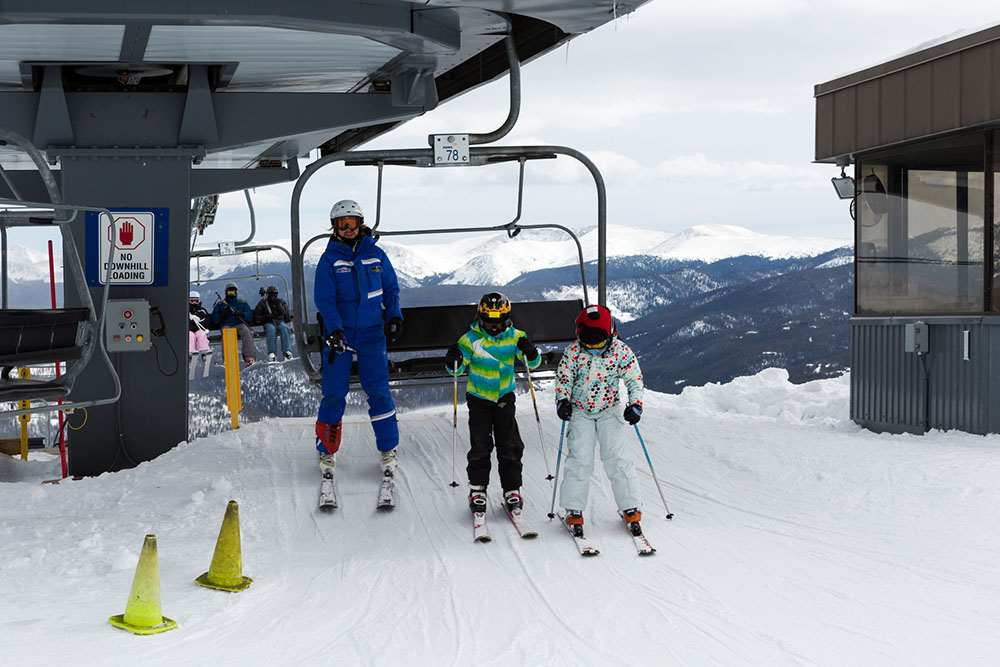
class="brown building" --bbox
[815,25,1000,434]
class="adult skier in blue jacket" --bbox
[314,199,404,474]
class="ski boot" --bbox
[468,485,487,513]
[622,508,643,536]
[503,489,524,511]
[379,448,397,471]
[318,452,336,471]
[268,352,277,362]
[566,510,585,538]
[283,350,294,360]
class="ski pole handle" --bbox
[634,424,673,520]
[547,420,566,519]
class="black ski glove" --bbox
[325,330,346,362]
[516,336,539,362]
[557,399,573,421]
[445,343,463,371]
[624,403,642,425]
[385,317,403,344]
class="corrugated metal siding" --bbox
[851,322,924,433]
[851,319,990,434]
[926,324,985,433]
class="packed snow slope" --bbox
[3,369,999,666]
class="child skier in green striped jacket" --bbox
[445,293,541,515]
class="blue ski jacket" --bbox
[314,235,403,335]
[210,297,253,328]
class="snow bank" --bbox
[662,367,851,429]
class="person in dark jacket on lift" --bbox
[253,285,294,362]
[211,282,256,366]
[313,199,404,475]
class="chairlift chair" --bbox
[0,128,122,418]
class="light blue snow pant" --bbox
[559,407,641,513]
[318,325,399,452]
[263,321,292,356]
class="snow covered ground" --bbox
[3,369,999,666]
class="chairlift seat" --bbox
[0,372,71,401]
[0,308,89,366]
[302,299,584,384]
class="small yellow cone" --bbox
[195,500,253,592]
[109,534,177,634]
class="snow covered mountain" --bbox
[184,223,846,287]
[5,371,999,665]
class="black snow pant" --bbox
[466,392,524,492]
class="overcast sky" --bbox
[19,1,1000,257]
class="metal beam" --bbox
[191,165,299,198]
[0,90,429,155]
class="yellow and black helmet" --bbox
[477,292,511,328]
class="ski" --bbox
[188,354,198,380]
[319,469,337,511]
[629,529,656,556]
[200,351,213,378]
[558,513,599,556]
[500,498,538,539]
[376,468,395,511]
[473,511,491,542]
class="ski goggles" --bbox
[581,339,608,350]
[333,216,360,231]
[189,298,201,304]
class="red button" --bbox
[123,310,132,319]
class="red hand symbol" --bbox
[119,220,133,247]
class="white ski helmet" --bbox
[189,290,200,300]
[329,199,364,222]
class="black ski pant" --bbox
[466,392,524,492]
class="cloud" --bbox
[655,154,829,192]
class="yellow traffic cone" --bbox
[109,534,177,634]
[195,500,253,592]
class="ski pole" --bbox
[634,424,674,520]
[449,361,460,489]
[547,420,566,519]
[523,363,554,482]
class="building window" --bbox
[856,133,985,315]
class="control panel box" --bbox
[904,321,928,355]
[105,299,152,352]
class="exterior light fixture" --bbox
[831,165,854,199]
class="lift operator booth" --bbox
[0,2,648,476]
[816,23,1000,435]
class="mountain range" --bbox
[7,223,853,404]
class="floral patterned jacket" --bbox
[554,338,644,415]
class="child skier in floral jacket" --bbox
[446,292,541,515]
[554,304,645,538]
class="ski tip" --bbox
[582,549,600,557]
[475,535,492,543]
[638,549,657,556]
[521,532,539,539]
[376,504,395,512]
[318,505,337,513]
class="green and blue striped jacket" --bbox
[446,322,541,404]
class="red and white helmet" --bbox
[575,304,616,350]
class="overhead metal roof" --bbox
[0,1,651,171]
[815,22,1000,163]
